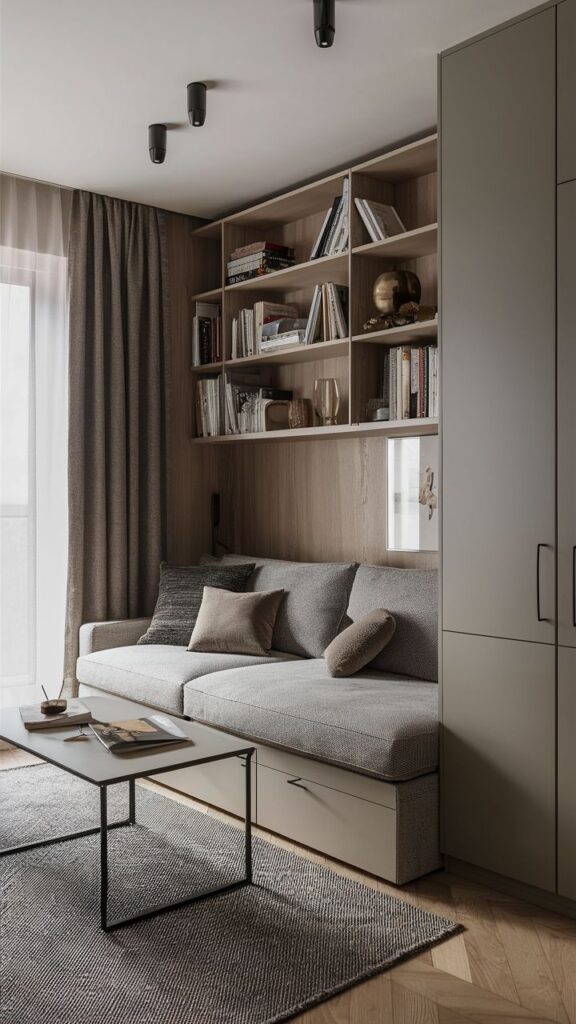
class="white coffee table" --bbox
[0,695,254,931]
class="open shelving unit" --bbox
[188,133,438,444]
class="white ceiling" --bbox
[1,0,544,218]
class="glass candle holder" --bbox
[288,398,312,429]
[313,378,340,426]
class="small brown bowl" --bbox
[41,699,68,716]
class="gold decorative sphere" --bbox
[373,270,421,315]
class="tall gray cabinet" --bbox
[440,1,575,901]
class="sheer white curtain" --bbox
[0,175,71,705]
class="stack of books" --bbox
[192,302,221,366]
[226,242,295,285]
[195,376,221,436]
[354,199,406,243]
[260,321,307,353]
[304,283,348,344]
[231,301,298,358]
[224,378,293,435]
[380,345,439,421]
[310,180,349,259]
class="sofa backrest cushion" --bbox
[200,554,357,658]
[347,565,438,681]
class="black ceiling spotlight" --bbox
[148,123,167,164]
[314,0,335,48]
[187,82,207,127]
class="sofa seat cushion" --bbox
[183,659,438,782]
[200,554,357,659]
[76,646,299,715]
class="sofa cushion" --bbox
[189,587,285,657]
[76,645,299,715]
[183,659,438,782]
[138,562,256,647]
[200,554,357,658]
[347,566,438,681]
[324,609,396,678]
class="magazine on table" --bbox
[89,714,191,754]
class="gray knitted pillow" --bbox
[138,562,256,646]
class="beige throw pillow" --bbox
[324,609,396,678]
[188,586,285,657]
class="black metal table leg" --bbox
[245,749,253,884]
[100,786,109,931]
[128,778,136,825]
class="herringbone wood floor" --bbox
[2,746,575,1024]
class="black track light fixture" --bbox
[314,0,335,48]
[187,82,207,127]
[148,123,167,164]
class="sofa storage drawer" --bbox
[256,745,396,809]
[257,763,397,879]
[151,754,255,820]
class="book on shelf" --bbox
[228,240,293,260]
[192,302,221,366]
[224,378,293,435]
[20,699,93,731]
[310,180,350,259]
[354,199,406,243]
[381,344,438,420]
[90,714,189,755]
[260,329,307,352]
[304,283,348,344]
[231,302,299,358]
[226,243,294,284]
[195,376,222,437]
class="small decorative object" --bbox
[40,699,68,716]
[366,398,389,422]
[288,398,312,429]
[313,378,340,426]
[374,270,421,316]
[363,270,438,333]
[387,436,439,552]
[40,683,67,716]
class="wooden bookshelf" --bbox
[189,132,438,443]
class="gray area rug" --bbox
[1,764,459,1024]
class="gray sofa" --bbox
[77,556,441,884]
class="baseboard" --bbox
[445,856,576,921]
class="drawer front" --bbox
[257,763,397,880]
[256,745,396,809]
[152,754,255,821]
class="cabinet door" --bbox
[441,11,556,644]
[558,646,576,900]
[442,631,556,891]
[558,0,576,184]
[558,181,576,649]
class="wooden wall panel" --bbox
[217,437,437,568]
[165,211,220,564]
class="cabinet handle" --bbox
[572,546,576,628]
[537,543,547,622]
[286,776,308,791]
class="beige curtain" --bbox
[64,191,170,691]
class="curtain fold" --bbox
[64,191,170,691]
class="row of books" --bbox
[310,180,349,259]
[354,199,406,244]
[304,283,348,344]
[225,380,293,435]
[192,302,222,366]
[225,241,294,285]
[231,301,298,359]
[381,345,439,421]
